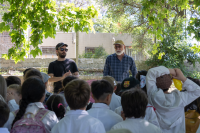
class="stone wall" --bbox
[0,58,199,73]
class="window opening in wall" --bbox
[41,47,56,55]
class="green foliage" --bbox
[145,24,200,75]
[0,0,98,63]
[189,71,200,79]
[99,0,200,75]
[94,15,119,33]
[79,46,108,59]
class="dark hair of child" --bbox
[24,68,43,81]
[121,88,148,118]
[136,70,147,94]
[23,68,32,77]
[64,79,90,110]
[6,76,21,86]
[46,95,65,119]
[0,100,10,127]
[185,77,200,113]
[59,76,78,92]
[91,80,113,100]
[11,77,46,127]
[115,83,122,96]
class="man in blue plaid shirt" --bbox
[103,40,137,82]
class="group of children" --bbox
[0,66,200,133]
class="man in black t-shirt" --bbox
[48,42,79,93]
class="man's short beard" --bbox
[116,49,124,55]
[59,53,66,58]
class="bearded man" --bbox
[103,40,137,82]
[48,42,79,93]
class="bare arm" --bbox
[48,71,72,82]
[72,72,79,77]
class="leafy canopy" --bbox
[0,0,98,63]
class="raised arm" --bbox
[173,68,200,106]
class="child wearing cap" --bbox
[111,88,162,133]
[51,79,106,133]
[114,76,160,128]
[87,80,123,131]
[146,66,200,133]
[102,76,121,111]
[41,72,53,103]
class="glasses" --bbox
[60,48,68,52]
[115,45,122,49]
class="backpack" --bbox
[185,110,200,133]
[11,108,49,133]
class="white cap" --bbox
[40,72,50,83]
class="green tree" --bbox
[94,15,119,33]
[0,0,98,63]
[99,0,200,68]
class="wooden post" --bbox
[76,31,79,67]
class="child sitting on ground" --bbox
[114,77,160,128]
[0,100,10,133]
[51,79,106,133]
[111,88,162,133]
[58,75,77,109]
[87,80,123,131]
[146,66,200,133]
[6,84,21,111]
[24,68,52,104]
[4,77,58,132]
[46,94,66,120]
[102,76,121,111]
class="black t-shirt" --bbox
[48,59,78,92]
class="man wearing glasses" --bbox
[48,42,79,93]
[103,40,137,82]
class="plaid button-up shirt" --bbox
[103,53,137,82]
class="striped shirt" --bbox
[103,53,137,82]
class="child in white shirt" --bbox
[4,77,58,133]
[146,66,200,133]
[0,100,10,133]
[51,79,106,133]
[111,88,162,133]
[87,80,123,131]
[102,76,121,111]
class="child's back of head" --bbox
[121,88,148,118]
[0,100,9,127]
[59,76,78,93]
[91,80,113,104]
[46,94,66,119]
[0,75,7,100]
[6,76,21,86]
[24,68,43,81]
[64,79,90,110]
[12,77,46,127]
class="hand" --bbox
[62,70,72,79]
[173,68,187,83]
[169,69,176,77]
[7,92,15,102]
